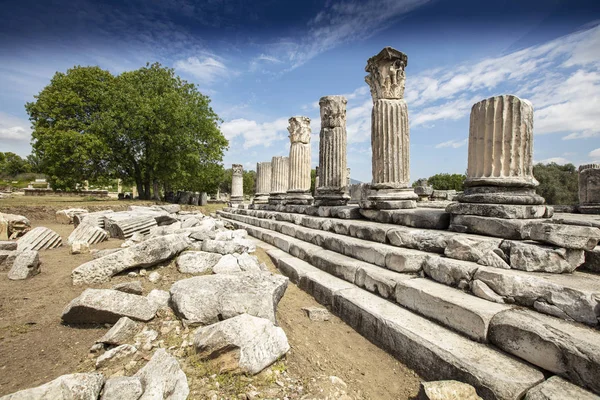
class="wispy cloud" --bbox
[535,157,572,165]
[0,112,31,141]
[435,138,468,149]
[174,55,237,85]
[589,148,600,159]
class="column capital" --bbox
[365,47,408,102]
[288,116,311,144]
[319,96,347,128]
[232,164,243,176]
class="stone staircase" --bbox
[217,207,600,400]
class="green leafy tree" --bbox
[424,173,466,191]
[310,168,316,193]
[243,169,256,196]
[0,152,31,177]
[26,66,114,189]
[533,163,578,205]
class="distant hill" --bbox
[350,178,363,185]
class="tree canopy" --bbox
[533,162,579,205]
[26,63,228,198]
[0,152,32,177]
[413,173,466,191]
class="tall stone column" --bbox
[448,95,550,228]
[315,95,350,206]
[269,156,289,205]
[285,116,313,205]
[314,166,319,196]
[362,47,417,209]
[253,162,272,204]
[230,164,244,205]
[579,164,600,214]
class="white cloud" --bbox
[174,55,235,85]
[535,157,572,165]
[221,117,289,149]
[0,113,31,141]
[435,139,467,149]
[589,148,600,158]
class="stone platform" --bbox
[218,206,600,399]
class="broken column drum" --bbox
[579,164,600,214]
[230,164,244,205]
[269,156,289,205]
[457,95,544,206]
[363,47,417,209]
[285,116,314,205]
[254,162,272,204]
[315,95,351,206]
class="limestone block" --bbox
[528,223,600,250]
[61,288,158,324]
[194,313,290,375]
[176,251,222,274]
[0,373,104,400]
[72,234,190,285]
[100,376,143,400]
[582,246,600,273]
[444,236,502,263]
[95,344,137,368]
[56,208,88,224]
[169,272,288,326]
[2,213,31,238]
[7,250,40,280]
[70,240,90,254]
[423,256,478,288]
[504,241,584,273]
[0,240,17,250]
[490,309,600,394]
[446,203,548,219]
[449,214,532,239]
[525,376,600,400]
[112,281,143,295]
[97,316,141,345]
[418,380,483,400]
[134,349,189,400]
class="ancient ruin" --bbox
[284,116,313,205]
[269,156,289,205]
[361,47,417,210]
[254,161,272,204]
[230,164,244,205]
[315,96,350,206]
[579,164,600,214]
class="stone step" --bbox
[220,211,600,327]
[222,208,587,273]
[263,246,544,400]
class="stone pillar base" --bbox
[253,194,270,205]
[268,193,287,205]
[446,202,552,219]
[314,189,350,207]
[457,186,544,205]
[361,188,417,209]
[230,196,243,205]
[579,205,600,214]
[283,192,314,205]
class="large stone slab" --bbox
[176,251,222,274]
[528,223,600,250]
[72,234,190,285]
[582,246,600,273]
[444,236,503,264]
[423,256,479,288]
[473,267,600,326]
[503,241,584,273]
[97,316,141,345]
[61,288,158,324]
[17,226,62,251]
[0,372,104,400]
[7,250,40,280]
[333,287,544,400]
[449,215,531,240]
[387,227,453,253]
[194,313,290,375]
[170,272,288,326]
[489,308,600,394]
[134,349,189,400]
[0,241,17,251]
[446,203,548,219]
[524,376,600,400]
[100,376,143,400]
[395,278,512,342]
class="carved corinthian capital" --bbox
[232,164,243,176]
[365,47,408,102]
[288,116,311,144]
[319,96,347,128]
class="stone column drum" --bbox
[253,162,272,204]
[269,156,289,205]
[579,164,600,214]
[362,47,417,209]
[448,95,549,221]
[230,164,244,205]
[285,116,313,205]
[315,95,350,206]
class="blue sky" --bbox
[1,0,599,183]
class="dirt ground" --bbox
[0,201,421,399]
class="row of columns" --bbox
[232,46,542,213]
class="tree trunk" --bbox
[152,180,160,201]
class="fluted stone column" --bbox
[362,47,417,210]
[314,166,319,196]
[285,116,313,205]
[230,164,244,205]
[448,95,550,223]
[315,95,350,206]
[269,156,289,205]
[253,162,272,204]
[579,164,600,214]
